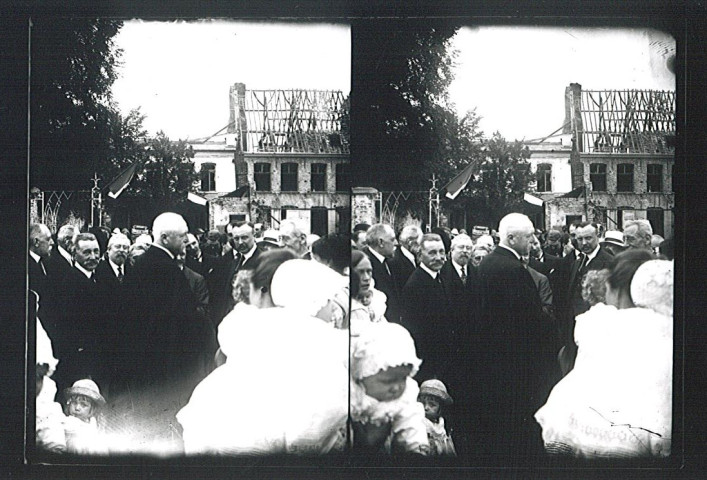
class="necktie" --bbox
[117,266,124,283]
[383,258,392,276]
[460,266,467,286]
[90,273,96,283]
[38,258,47,276]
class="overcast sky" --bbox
[111,20,351,141]
[112,22,675,143]
[448,26,676,141]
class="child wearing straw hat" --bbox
[62,379,107,455]
[418,379,457,456]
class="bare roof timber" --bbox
[236,89,349,155]
[578,89,675,155]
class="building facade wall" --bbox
[192,143,349,232]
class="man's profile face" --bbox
[529,236,543,259]
[34,226,54,259]
[163,224,188,257]
[377,227,397,259]
[575,225,599,255]
[510,227,535,257]
[74,239,100,272]
[623,225,650,250]
[230,225,255,254]
[354,232,367,250]
[419,239,446,272]
[186,234,201,259]
[279,225,305,254]
[407,234,422,255]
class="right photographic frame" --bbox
[349,17,678,467]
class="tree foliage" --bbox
[353,20,471,192]
[30,17,124,191]
[127,132,198,212]
[459,132,533,226]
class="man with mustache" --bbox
[95,233,131,288]
[400,233,453,383]
[47,233,109,396]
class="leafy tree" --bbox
[126,132,198,214]
[460,132,532,227]
[30,17,123,191]
[352,19,465,193]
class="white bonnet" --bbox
[270,259,347,317]
[350,322,422,380]
[630,259,673,317]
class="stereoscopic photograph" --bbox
[26,11,679,473]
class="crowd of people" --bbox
[31,210,673,461]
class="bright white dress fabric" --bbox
[177,303,349,455]
[350,377,429,454]
[535,303,672,458]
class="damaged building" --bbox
[531,83,675,237]
[190,83,350,235]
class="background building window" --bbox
[311,163,327,192]
[536,163,552,192]
[647,164,663,192]
[254,163,271,191]
[589,163,607,192]
[200,163,216,191]
[335,163,351,192]
[281,163,298,192]
[617,163,634,192]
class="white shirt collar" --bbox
[108,258,124,276]
[29,250,41,263]
[583,244,601,262]
[75,263,94,279]
[451,259,466,277]
[498,244,522,260]
[368,247,387,265]
[151,243,175,260]
[400,246,416,265]
[237,243,257,261]
[419,262,438,279]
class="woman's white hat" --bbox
[270,259,346,317]
[630,259,673,317]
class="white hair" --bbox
[451,233,473,249]
[152,212,187,240]
[498,213,533,241]
[624,219,653,238]
[398,225,423,244]
[107,233,131,248]
[280,218,309,237]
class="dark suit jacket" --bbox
[362,246,401,323]
[439,260,476,323]
[94,258,130,292]
[388,246,416,294]
[120,245,212,387]
[45,247,74,284]
[46,266,111,394]
[29,254,51,306]
[475,245,559,457]
[207,246,263,326]
[400,266,454,383]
